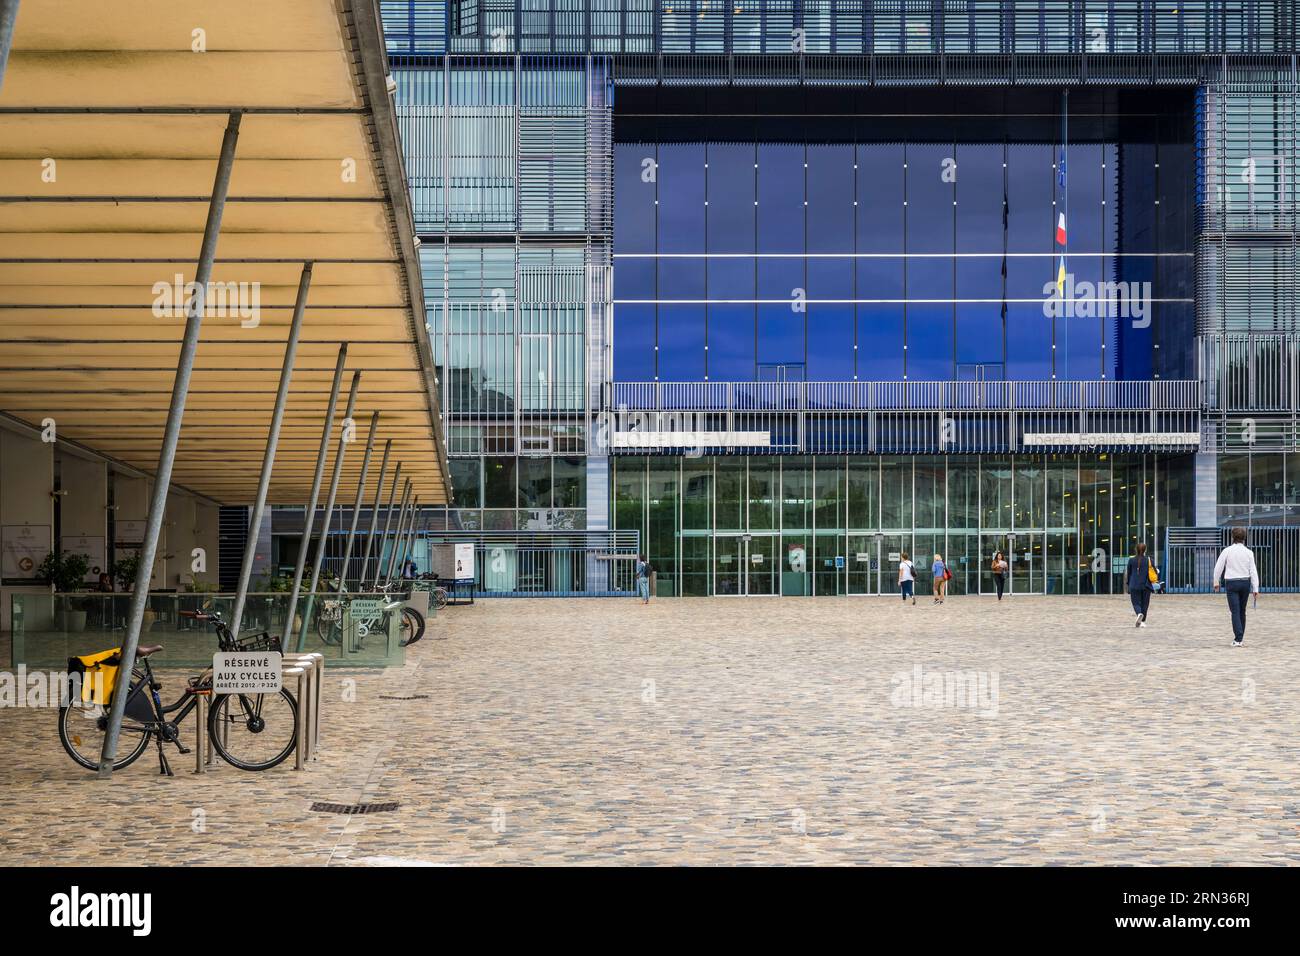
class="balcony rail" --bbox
[610,380,1203,413]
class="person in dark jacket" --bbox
[1125,542,1156,628]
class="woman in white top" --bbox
[1212,527,1260,646]
[898,551,916,605]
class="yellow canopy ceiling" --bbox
[0,0,447,505]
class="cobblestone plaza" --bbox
[2,594,1294,867]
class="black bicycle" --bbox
[58,609,299,775]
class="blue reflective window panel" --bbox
[956,304,1004,370]
[858,305,904,380]
[905,145,955,255]
[956,144,1005,254]
[757,256,805,301]
[757,303,805,367]
[707,256,755,301]
[614,256,656,301]
[707,304,755,380]
[906,304,953,379]
[806,257,852,301]
[757,145,805,253]
[657,144,705,254]
[1060,312,1103,380]
[807,304,855,380]
[1064,144,1104,254]
[657,304,706,379]
[907,256,953,301]
[806,145,854,254]
[856,257,903,300]
[856,144,904,254]
[658,257,706,300]
[706,143,756,254]
[1005,303,1053,380]
[613,304,657,381]
[955,256,1002,301]
[1006,145,1053,254]
[1006,255,1053,301]
[614,144,657,254]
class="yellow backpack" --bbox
[67,647,122,705]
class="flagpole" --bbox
[1061,88,1069,382]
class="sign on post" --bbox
[212,651,282,694]
[454,543,475,581]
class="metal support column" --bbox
[372,463,402,589]
[357,439,391,586]
[286,344,347,635]
[399,496,421,577]
[98,112,242,777]
[336,411,379,594]
[384,478,412,585]
[230,262,312,637]
[295,372,361,651]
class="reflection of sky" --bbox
[614,139,1188,382]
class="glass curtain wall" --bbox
[611,453,1191,597]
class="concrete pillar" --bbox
[193,501,220,587]
[1194,451,1217,528]
[57,450,108,584]
[0,423,54,632]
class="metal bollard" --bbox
[283,652,323,761]
[193,691,208,775]
[282,665,306,770]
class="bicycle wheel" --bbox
[208,689,299,771]
[398,606,425,646]
[433,587,448,611]
[315,608,342,646]
[58,700,152,772]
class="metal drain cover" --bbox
[310,801,400,815]
[378,694,429,700]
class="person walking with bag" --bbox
[990,550,1008,601]
[634,554,651,605]
[1125,542,1156,628]
[1213,527,1260,647]
[898,551,916,605]
[931,553,949,605]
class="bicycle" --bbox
[411,575,449,612]
[314,576,425,648]
[58,609,299,775]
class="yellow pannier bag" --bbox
[68,647,122,705]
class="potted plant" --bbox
[113,551,143,592]
[36,550,92,632]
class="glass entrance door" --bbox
[714,534,776,596]
[846,534,880,594]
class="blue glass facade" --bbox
[381,3,1299,594]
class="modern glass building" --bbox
[380,1,1299,596]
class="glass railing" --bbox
[9,591,408,669]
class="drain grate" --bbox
[310,801,400,815]
[378,694,429,700]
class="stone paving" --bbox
[1,592,1297,866]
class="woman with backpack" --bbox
[1125,542,1157,628]
[990,551,1008,601]
[898,551,916,605]
[931,553,950,605]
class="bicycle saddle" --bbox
[135,644,164,658]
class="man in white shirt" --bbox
[1212,527,1260,647]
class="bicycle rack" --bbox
[192,652,323,774]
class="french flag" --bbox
[1056,212,1067,246]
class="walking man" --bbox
[635,554,651,605]
[1213,527,1260,647]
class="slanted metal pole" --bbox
[400,497,422,578]
[336,411,379,595]
[0,0,19,92]
[372,462,401,590]
[229,262,312,637]
[286,343,347,636]
[98,112,241,777]
[384,479,412,586]
[357,439,391,586]
[296,372,361,651]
